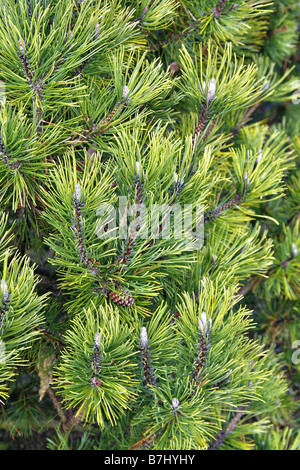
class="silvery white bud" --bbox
[216,369,233,386]
[18,39,25,53]
[292,243,298,257]
[94,332,100,348]
[95,22,100,38]
[203,78,216,102]
[74,183,81,202]
[136,161,144,179]
[1,279,9,303]
[140,326,148,349]
[199,311,212,337]
[256,148,262,163]
[174,172,184,187]
[122,85,129,99]
[0,339,6,364]
[171,397,180,411]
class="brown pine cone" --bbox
[109,288,135,307]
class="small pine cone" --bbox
[91,376,102,388]
[109,288,135,306]
[169,61,180,74]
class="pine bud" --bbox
[137,5,148,22]
[1,279,9,303]
[199,311,212,337]
[91,331,102,377]
[94,331,100,349]
[243,172,250,188]
[140,326,148,349]
[74,183,81,202]
[136,161,144,179]
[256,148,262,164]
[214,368,233,387]
[173,172,184,188]
[171,397,180,411]
[18,39,26,54]
[202,78,216,102]
[91,376,102,388]
[89,265,99,276]
[122,86,129,99]
[292,243,298,257]
[95,22,100,38]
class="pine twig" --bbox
[208,406,246,450]
[204,193,243,224]
[47,386,67,425]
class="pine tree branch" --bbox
[0,135,21,171]
[230,102,261,138]
[0,280,10,329]
[149,0,237,50]
[47,386,67,425]
[236,278,256,298]
[68,87,130,146]
[134,6,149,25]
[72,187,91,266]
[208,406,246,450]
[139,327,157,392]
[62,404,86,433]
[117,172,144,267]
[17,39,44,133]
[189,313,212,395]
[204,193,243,224]
[192,102,210,146]
[47,386,86,433]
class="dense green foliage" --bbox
[0,0,299,450]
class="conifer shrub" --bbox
[0,0,299,451]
